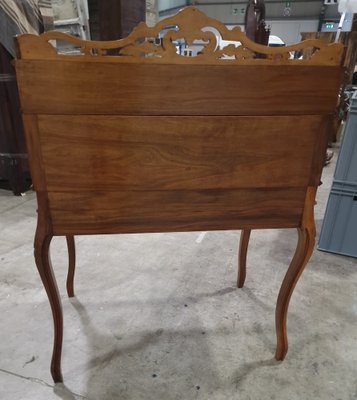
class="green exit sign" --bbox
[325,22,335,29]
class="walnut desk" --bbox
[14,7,343,383]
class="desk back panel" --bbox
[14,7,343,236]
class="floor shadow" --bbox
[242,286,274,313]
[65,297,225,400]
[54,382,85,400]
[232,357,280,389]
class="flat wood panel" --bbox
[16,61,342,115]
[48,188,306,235]
[22,115,46,191]
[309,115,330,186]
[37,115,322,191]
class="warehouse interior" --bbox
[0,1,357,399]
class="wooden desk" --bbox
[15,7,343,382]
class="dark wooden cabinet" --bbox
[88,0,146,40]
[0,44,31,195]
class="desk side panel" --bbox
[21,115,47,191]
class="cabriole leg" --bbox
[237,229,251,288]
[34,193,63,382]
[275,187,316,360]
[34,231,63,382]
[66,235,76,298]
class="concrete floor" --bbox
[0,145,356,400]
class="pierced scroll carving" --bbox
[16,6,343,65]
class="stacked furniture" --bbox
[0,0,53,194]
[0,44,30,195]
[318,91,357,257]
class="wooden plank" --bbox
[48,188,306,235]
[37,115,322,192]
[16,61,342,115]
[309,116,330,186]
[21,114,46,191]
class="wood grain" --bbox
[16,62,342,116]
[38,115,321,192]
[48,188,306,235]
[21,115,46,191]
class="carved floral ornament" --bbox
[17,6,343,65]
